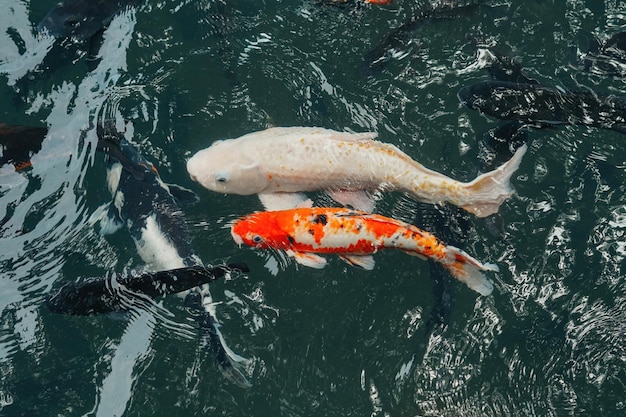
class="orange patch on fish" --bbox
[231,207,498,296]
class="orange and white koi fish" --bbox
[231,207,497,295]
[186,127,527,217]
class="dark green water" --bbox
[1,0,625,415]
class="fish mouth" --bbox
[186,157,200,183]
[230,227,244,246]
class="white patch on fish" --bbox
[135,215,186,271]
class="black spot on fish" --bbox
[287,235,295,244]
[313,214,328,225]
[308,229,315,235]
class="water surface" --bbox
[0,0,625,416]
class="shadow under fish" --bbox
[458,80,626,134]
[48,121,251,387]
[360,0,481,76]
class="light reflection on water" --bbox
[1,0,626,415]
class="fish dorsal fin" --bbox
[335,211,408,231]
[331,131,379,142]
[304,127,378,143]
[333,209,369,218]
[339,254,376,270]
[258,126,378,143]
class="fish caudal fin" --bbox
[440,246,498,296]
[461,144,528,217]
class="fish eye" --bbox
[215,173,229,183]
[252,235,263,244]
[64,16,80,28]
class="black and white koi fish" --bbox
[97,127,201,269]
[50,122,251,387]
[99,123,250,386]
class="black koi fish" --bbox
[582,31,626,77]
[46,263,249,315]
[458,80,626,134]
[361,0,480,75]
[38,0,143,40]
[0,123,48,172]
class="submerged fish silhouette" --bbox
[47,122,251,387]
[458,80,626,134]
[0,123,48,172]
[361,0,480,75]
[38,0,143,39]
[46,264,249,315]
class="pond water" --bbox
[1,0,625,416]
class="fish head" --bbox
[38,0,103,39]
[187,139,269,195]
[230,212,289,249]
[458,81,530,121]
[458,81,493,112]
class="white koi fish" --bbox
[186,126,527,217]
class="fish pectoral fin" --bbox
[167,183,200,205]
[287,250,327,269]
[327,189,376,212]
[402,250,428,261]
[258,192,312,210]
[339,254,376,270]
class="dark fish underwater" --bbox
[46,263,249,315]
[582,30,626,77]
[361,0,480,75]
[38,0,143,39]
[458,80,626,134]
[0,123,47,172]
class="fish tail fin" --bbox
[460,144,528,217]
[439,245,498,296]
